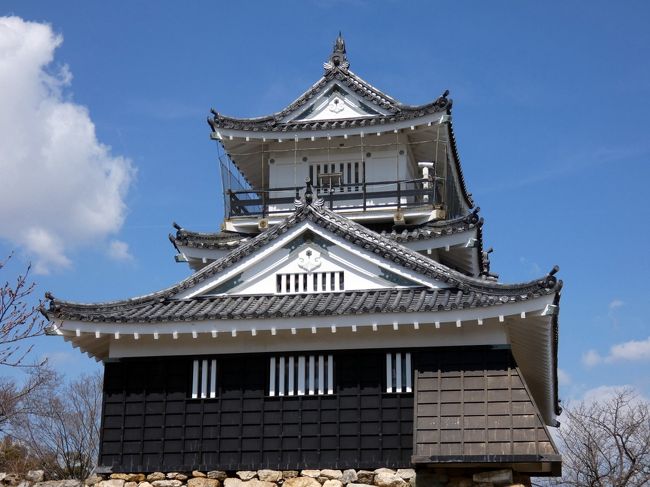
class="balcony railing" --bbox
[226,178,440,218]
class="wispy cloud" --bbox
[583,336,650,368]
[127,98,203,121]
[519,256,541,276]
[476,145,648,194]
[557,368,571,386]
[107,239,134,262]
[609,299,624,310]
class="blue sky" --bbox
[0,1,648,404]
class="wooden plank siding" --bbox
[100,350,413,472]
[411,347,561,474]
[99,346,559,474]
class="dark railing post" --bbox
[363,181,367,212]
[262,190,267,219]
[227,189,233,217]
[397,181,401,210]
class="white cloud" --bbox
[580,384,648,406]
[582,349,602,367]
[582,336,650,368]
[609,299,624,310]
[107,239,133,262]
[557,368,571,386]
[608,337,650,362]
[0,17,134,273]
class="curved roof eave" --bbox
[45,202,562,317]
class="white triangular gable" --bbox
[283,81,389,122]
[174,220,453,299]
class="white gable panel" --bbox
[285,81,390,122]
[174,220,452,300]
[223,241,413,295]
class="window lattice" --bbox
[276,272,344,293]
[386,352,412,393]
[269,354,334,396]
[191,358,217,399]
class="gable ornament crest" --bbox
[298,248,322,272]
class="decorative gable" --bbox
[288,83,385,122]
[199,232,424,296]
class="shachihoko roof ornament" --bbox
[323,31,350,73]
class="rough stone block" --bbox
[146,475,165,483]
[340,471,357,485]
[283,478,321,487]
[472,470,513,486]
[257,472,282,483]
[84,476,103,486]
[98,480,125,487]
[322,480,342,487]
[396,471,415,481]
[110,476,130,482]
[207,473,227,482]
[373,470,395,476]
[152,480,183,487]
[188,478,219,487]
[192,472,206,479]
[355,472,375,485]
[36,482,81,487]
[224,480,275,487]
[282,472,299,480]
[236,473,257,481]
[27,471,45,483]
[124,482,138,487]
[319,471,342,481]
[374,473,407,487]
[299,471,321,479]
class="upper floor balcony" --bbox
[217,129,470,233]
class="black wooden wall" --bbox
[100,349,414,472]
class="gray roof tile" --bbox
[45,203,561,323]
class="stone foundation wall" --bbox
[0,469,531,487]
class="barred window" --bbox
[276,272,344,293]
[191,358,217,399]
[269,354,334,396]
[385,352,412,393]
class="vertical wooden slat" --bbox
[396,352,402,393]
[269,357,276,397]
[201,359,208,399]
[386,353,393,393]
[298,356,305,395]
[327,355,334,394]
[318,355,325,394]
[308,356,315,395]
[210,359,217,398]
[278,356,285,396]
[288,356,295,396]
[405,353,412,393]
[192,360,199,399]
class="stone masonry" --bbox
[0,469,532,487]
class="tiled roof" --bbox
[207,94,450,133]
[170,209,483,251]
[170,225,250,251]
[46,202,561,322]
[206,43,452,134]
[46,286,558,323]
[381,209,482,242]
